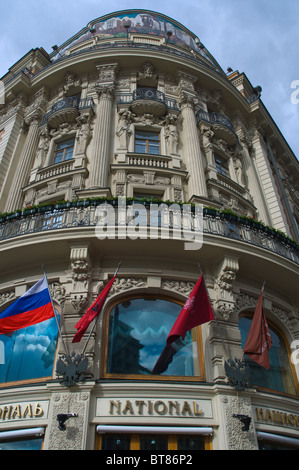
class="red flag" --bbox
[243,289,272,369]
[152,275,215,374]
[72,273,117,343]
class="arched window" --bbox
[102,296,205,380]
[239,315,298,395]
[0,299,59,385]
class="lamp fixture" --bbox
[52,45,62,58]
[124,23,130,41]
[165,30,173,45]
[57,413,78,431]
[233,414,251,431]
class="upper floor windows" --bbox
[135,130,160,155]
[103,296,205,380]
[239,315,298,395]
[53,138,75,164]
[215,155,230,178]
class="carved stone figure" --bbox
[164,114,179,155]
[116,109,133,149]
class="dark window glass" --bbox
[101,434,130,450]
[215,155,229,177]
[178,435,205,450]
[0,437,43,450]
[140,435,168,450]
[239,316,296,394]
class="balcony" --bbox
[196,109,238,145]
[0,201,298,265]
[40,96,95,127]
[118,88,179,116]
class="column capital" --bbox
[94,85,115,100]
[179,92,197,111]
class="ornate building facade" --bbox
[0,10,298,451]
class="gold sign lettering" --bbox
[108,399,204,417]
[256,407,299,429]
[0,402,44,421]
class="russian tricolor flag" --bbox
[0,276,55,335]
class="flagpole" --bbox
[197,263,229,357]
[81,262,121,356]
[42,265,68,356]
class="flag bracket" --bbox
[57,413,78,431]
[233,414,251,432]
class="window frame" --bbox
[101,294,206,382]
[53,137,75,165]
[134,129,160,155]
[0,297,60,388]
[239,313,299,396]
[95,430,212,450]
[215,154,230,178]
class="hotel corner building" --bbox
[0,9,298,451]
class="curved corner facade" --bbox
[0,10,298,451]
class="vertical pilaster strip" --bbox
[88,63,118,189]
[180,94,207,199]
[5,112,40,212]
[89,86,114,188]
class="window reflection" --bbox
[106,298,199,377]
[0,316,59,383]
[239,316,296,394]
[0,437,43,450]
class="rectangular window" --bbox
[135,130,160,155]
[96,432,209,450]
[53,138,75,164]
[215,155,229,178]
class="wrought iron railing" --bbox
[0,203,298,264]
[118,88,179,110]
[39,96,95,126]
[195,109,235,132]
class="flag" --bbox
[152,275,215,374]
[0,276,55,335]
[243,288,272,369]
[72,273,118,343]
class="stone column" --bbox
[238,131,271,225]
[88,63,118,189]
[5,111,41,212]
[89,86,114,188]
[180,94,207,199]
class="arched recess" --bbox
[0,289,61,386]
[98,282,206,382]
[238,310,299,396]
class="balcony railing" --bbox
[0,202,298,265]
[117,88,178,111]
[39,96,95,126]
[195,109,235,132]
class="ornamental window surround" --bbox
[239,314,298,396]
[101,295,205,381]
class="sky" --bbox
[0,0,298,158]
